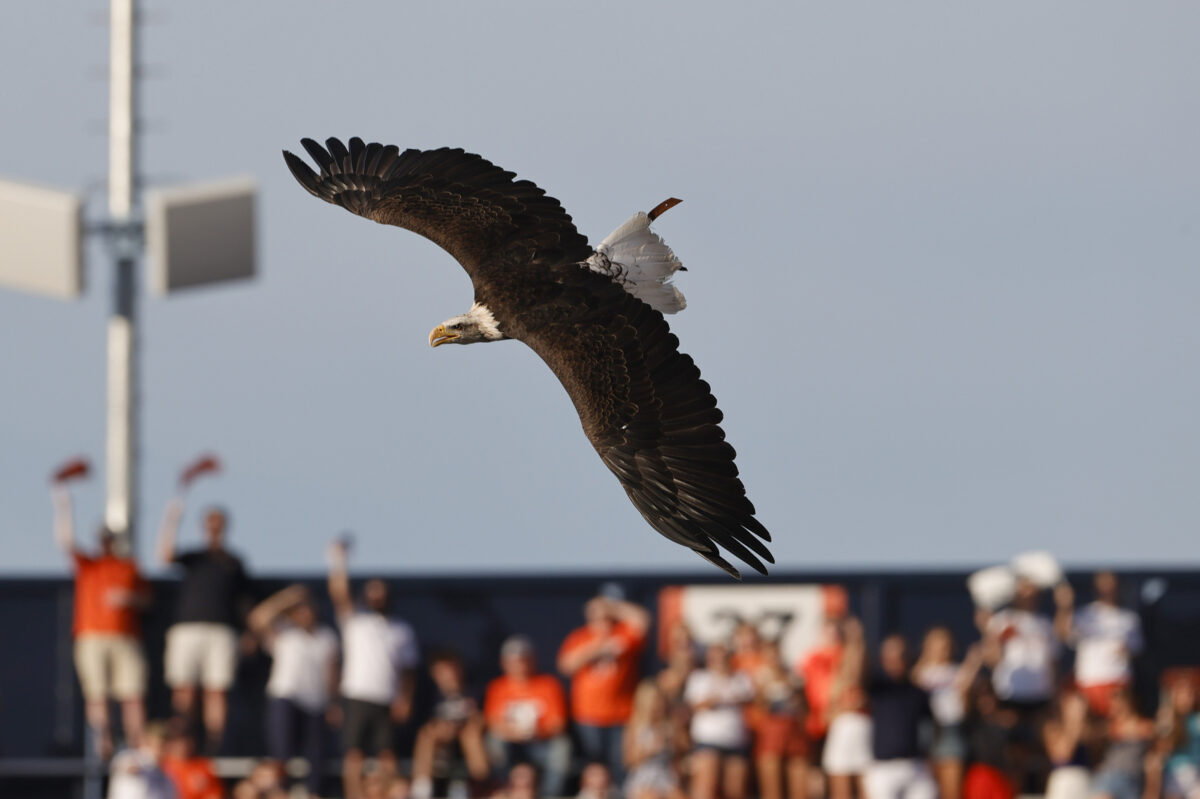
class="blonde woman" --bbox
[624,680,687,799]
[912,627,983,799]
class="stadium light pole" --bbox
[0,0,255,560]
[105,0,139,552]
[0,2,254,783]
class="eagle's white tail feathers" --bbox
[585,211,687,314]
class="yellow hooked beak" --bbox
[429,324,459,348]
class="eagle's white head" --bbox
[429,302,506,347]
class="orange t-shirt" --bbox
[731,650,767,678]
[798,643,842,740]
[73,553,145,637]
[163,756,224,799]
[484,673,567,739]
[558,622,645,726]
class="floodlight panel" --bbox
[0,179,84,300]
[148,177,256,294]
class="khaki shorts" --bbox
[165,622,237,691]
[74,633,147,701]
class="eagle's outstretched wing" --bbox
[283,137,593,283]
[517,274,773,579]
[284,138,773,577]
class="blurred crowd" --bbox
[51,466,1200,799]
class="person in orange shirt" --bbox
[51,482,150,759]
[485,635,571,797]
[162,718,224,799]
[796,619,844,744]
[557,589,650,781]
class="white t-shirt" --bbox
[1072,602,1143,687]
[988,609,1059,702]
[684,669,754,749]
[339,610,419,705]
[266,623,340,713]
[913,662,965,726]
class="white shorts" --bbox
[864,759,937,799]
[822,712,873,776]
[74,634,146,701]
[165,622,237,690]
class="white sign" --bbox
[147,177,256,294]
[658,583,847,668]
[0,179,84,299]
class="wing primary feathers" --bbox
[325,137,350,169]
[712,537,767,576]
[283,136,592,273]
[364,142,384,174]
[348,137,366,169]
[375,144,401,178]
[698,550,742,580]
[300,138,332,170]
[282,151,322,197]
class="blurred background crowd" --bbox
[43,460,1200,799]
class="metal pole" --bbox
[105,0,138,557]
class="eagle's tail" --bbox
[584,200,687,315]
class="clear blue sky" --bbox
[2,2,1197,575]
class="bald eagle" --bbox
[283,137,773,578]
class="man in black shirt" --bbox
[157,496,250,752]
[863,634,936,799]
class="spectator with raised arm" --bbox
[557,590,650,781]
[329,539,420,799]
[247,584,340,798]
[1055,572,1144,718]
[819,617,872,799]
[156,458,250,754]
[862,634,936,799]
[977,576,1065,715]
[797,617,846,752]
[977,575,1071,792]
[484,635,571,798]
[912,628,984,799]
[52,471,150,758]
